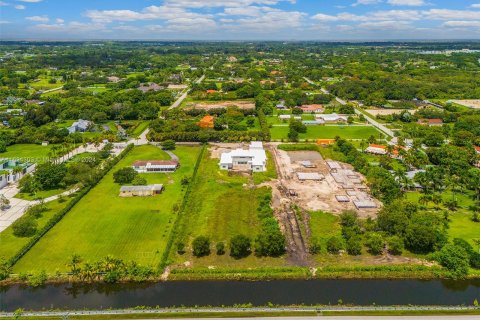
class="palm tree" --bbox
[67,254,82,276]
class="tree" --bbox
[161,139,176,150]
[326,236,344,254]
[113,167,137,184]
[255,227,286,257]
[192,236,210,257]
[67,254,83,276]
[132,176,147,186]
[216,242,225,255]
[12,216,37,237]
[0,257,12,281]
[346,236,362,255]
[365,233,384,255]
[34,163,67,190]
[435,244,470,278]
[404,213,447,254]
[230,234,251,259]
[387,236,404,255]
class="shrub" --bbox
[216,242,225,255]
[12,216,38,238]
[176,242,186,255]
[132,176,147,186]
[366,233,384,255]
[346,236,362,256]
[326,236,344,254]
[192,236,210,257]
[161,140,176,150]
[435,244,470,278]
[310,240,321,254]
[387,236,404,256]
[230,235,251,259]
[34,163,67,190]
[113,167,137,184]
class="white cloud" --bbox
[17,0,42,2]
[387,0,426,6]
[26,15,49,22]
[85,6,209,23]
[14,4,25,9]
[163,0,295,8]
[0,1,8,6]
[0,20,10,24]
[56,18,64,23]
[470,4,480,9]
[443,20,480,28]
[352,0,382,7]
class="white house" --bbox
[365,144,388,155]
[0,159,35,189]
[68,119,93,134]
[315,113,348,123]
[119,184,164,197]
[132,160,179,173]
[219,142,267,172]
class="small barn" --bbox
[119,184,164,197]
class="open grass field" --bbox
[15,188,67,201]
[270,125,382,140]
[2,144,54,162]
[308,211,341,253]
[173,148,286,268]
[0,198,72,261]
[13,145,202,273]
[449,213,480,247]
[28,76,64,91]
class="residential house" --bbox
[315,113,348,123]
[302,120,324,125]
[198,115,215,128]
[107,76,121,83]
[138,83,164,93]
[300,104,324,113]
[119,184,164,197]
[365,144,388,155]
[276,101,287,109]
[219,142,267,172]
[68,119,93,134]
[0,159,35,189]
[132,160,179,173]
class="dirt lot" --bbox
[451,99,480,109]
[186,100,256,110]
[270,148,381,218]
[366,108,417,116]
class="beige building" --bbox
[119,184,164,197]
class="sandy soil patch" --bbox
[271,147,380,218]
[366,108,417,116]
[451,99,480,109]
[186,100,255,110]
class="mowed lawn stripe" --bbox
[13,145,201,273]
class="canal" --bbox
[1,279,480,311]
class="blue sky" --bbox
[0,0,479,40]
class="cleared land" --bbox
[173,146,286,269]
[185,100,255,110]
[366,108,418,116]
[270,125,382,140]
[13,145,201,272]
[450,99,480,109]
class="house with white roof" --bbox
[315,113,348,123]
[219,142,267,172]
[68,119,93,134]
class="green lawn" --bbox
[15,188,66,201]
[449,213,480,247]
[2,144,54,162]
[13,145,201,273]
[270,125,383,140]
[308,211,341,253]
[29,76,64,91]
[174,148,286,268]
[0,199,72,261]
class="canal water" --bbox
[1,279,480,311]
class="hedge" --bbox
[8,144,134,267]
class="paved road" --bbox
[333,96,394,138]
[2,307,478,319]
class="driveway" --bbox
[0,186,31,233]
